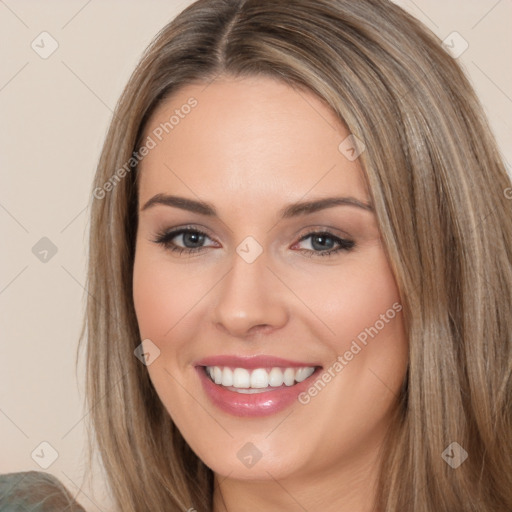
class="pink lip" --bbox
[194,356,322,417]
[195,354,319,369]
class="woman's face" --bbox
[133,75,408,486]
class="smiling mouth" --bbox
[202,365,321,393]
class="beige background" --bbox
[1,0,511,510]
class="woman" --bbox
[82,0,512,510]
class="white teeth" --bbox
[268,367,284,387]
[283,368,295,386]
[233,368,250,388]
[213,366,223,385]
[295,366,315,382]
[222,367,233,387]
[250,368,269,388]
[205,365,317,389]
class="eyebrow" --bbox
[140,193,373,217]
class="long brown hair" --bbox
[81,0,512,510]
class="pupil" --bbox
[184,232,204,247]
[312,235,334,250]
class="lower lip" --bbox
[196,366,321,417]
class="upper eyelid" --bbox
[161,226,216,242]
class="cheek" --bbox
[132,247,202,342]
[133,264,165,343]
[132,258,173,339]
[290,246,403,351]
[334,250,406,374]
[335,262,400,341]
[132,249,201,410]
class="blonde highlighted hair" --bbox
[81,0,512,510]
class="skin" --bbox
[133,75,408,512]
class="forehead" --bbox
[138,76,369,211]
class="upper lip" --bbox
[195,355,322,369]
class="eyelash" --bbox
[151,226,355,258]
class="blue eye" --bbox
[152,227,355,257]
[152,227,214,255]
[295,231,355,257]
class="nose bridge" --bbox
[212,240,288,337]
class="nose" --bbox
[212,247,289,339]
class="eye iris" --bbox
[311,234,334,251]
[183,232,205,248]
